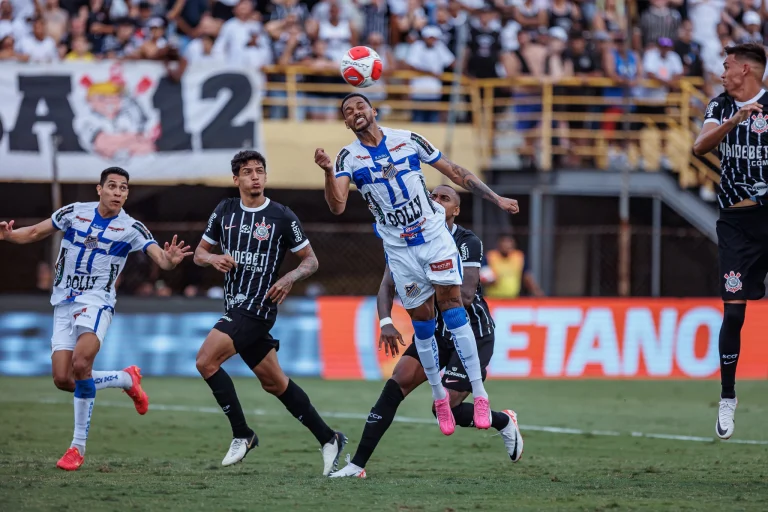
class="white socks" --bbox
[72,378,96,455]
[92,370,132,390]
[414,335,447,401]
[448,322,488,399]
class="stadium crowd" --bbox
[1,0,766,99]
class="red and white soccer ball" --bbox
[340,46,383,89]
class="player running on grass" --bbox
[330,185,523,478]
[193,150,347,474]
[0,166,192,471]
[315,92,519,435]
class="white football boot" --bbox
[321,431,348,476]
[329,454,367,479]
[716,398,738,440]
[499,410,524,462]
[221,432,258,466]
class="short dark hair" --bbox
[99,167,130,186]
[340,93,372,114]
[231,150,267,176]
[433,184,460,206]
[725,42,767,68]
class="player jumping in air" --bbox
[0,167,192,471]
[693,42,768,440]
[330,185,523,478]
[314,93,519,435]
[193,150,347,473]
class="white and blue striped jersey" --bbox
[50,202,157,308]
[334,127,446,247]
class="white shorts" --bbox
[385,228,463,310]
[51,303,114,354]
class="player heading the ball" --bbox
[314,92,519,436]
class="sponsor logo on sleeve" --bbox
[429,259,454,272]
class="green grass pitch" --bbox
[1,377,767,511]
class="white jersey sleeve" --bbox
[128,220,157,253]
[334,147,358,179]
[409,132,442,165]
[51,203,78,231]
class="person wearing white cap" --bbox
[738,11,764,44]
[404,25,455,123]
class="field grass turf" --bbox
[0,377,767,511]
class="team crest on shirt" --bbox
[253,221,272,241]
[404,283,420,298]
[751,113,768,133]
[382,162,398,179]
[724,271,742,293]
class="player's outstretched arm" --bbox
[266,243,318,305]
[377,265,405,357]
[693,103,762,155]
[0,219,57,244]
[146,234,193,271]
[193,239,236,273]
[430,157,519,214]
[315,148,351,215]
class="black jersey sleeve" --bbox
[282,206,310,253]
[459,233,483,268]
[704,96,725,126]
[202,200,226,246]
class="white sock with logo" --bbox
[414,335,447,401]
[92,370,132,390]
[71,378,96,456]
[448,323,488,399]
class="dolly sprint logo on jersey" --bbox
[253,221,271,241]
[724,271,742,293]
[751,113,768,134]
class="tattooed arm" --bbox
[430,156,519,214]
[265,244,319,305]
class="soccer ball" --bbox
[340,46,383,89]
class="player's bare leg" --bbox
[407,297,454,435]
[435,284,491,429]
[252,349,346,476]
[52,351,75,392]
[57,332,99,470]
[716,299,744,439]
[331,353,426,478]
[196,329,258,466]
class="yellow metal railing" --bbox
[262,67,717,190]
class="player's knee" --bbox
[52,374,74,392]
[722,302,747,331]
[260,377,286,396]
[71,357,92,379]
[391,371,416,397]
[195,355,219,379]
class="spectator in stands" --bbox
[592,0,626,35]
[167,0,216,45]
[16,17,59,62]
[639,0,682,49]
[702,25,733,95]
[310,0,357,24]
[300,38,342,120]
[10,0,34,21]
[0,1,28,43]
[134,1,154,33]
[101,16,139,58]
[0,33,20,59]
[549,0,581,34]
[269,0,311,23]
[131,16,168,59]
[241,26,272,68]
[394,0,427,47]
[59,15,86,56]
[42,0,69,44]
[183,284,201,297]
[84,0,113,55]
[211,0,238,21]
[674,18,704,77]
[309,0,356,63]
[721,0,745,27]
[363,30,395,100]
[268,11,311,66]
[466,5,506,79]
[213,0,261,64]
[501,14,521,52]
[65,33,95,59]
[481,235,544,298]
[737,10,763,43]
[566,30,602,164]
[511,0,547,31]
[641,36,682,165]
[183,32,215,63]
[359,0,390,46]
[405,25,454,123]
[688,0,725,55]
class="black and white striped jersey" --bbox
[202,197,309,320]
[704,90,768,208]
[436,223,495,339]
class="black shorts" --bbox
[403,331,495,393]
[717,205,768,300]
[213,308,279,367]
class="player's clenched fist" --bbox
[0,220,15,241]
[496,197,519,214]
[208,253,237,273]
[314,148,333,173]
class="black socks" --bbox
[277,380,336,446]
[351,379,404,468]
[719,303,745,399]
[205,368,253,439]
